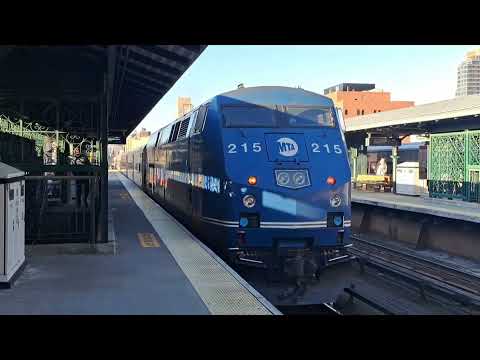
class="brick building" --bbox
[324,83,414,118]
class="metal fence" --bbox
[428,130,480,202]
[25,176,100,244]
[348,148,368,180]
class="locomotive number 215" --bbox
[227,143,262,153]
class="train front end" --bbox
[219,87,352,273]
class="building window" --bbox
[357,109,360,115]
[373,110,376,113]
[361,110,365,115]
[378,110,381,112]
[344,109,348,115]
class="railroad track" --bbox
[349,235,480,307]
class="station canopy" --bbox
[345,95,480,136]
[0,45,206,143]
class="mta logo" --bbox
[277,137,298,157]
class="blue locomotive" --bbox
[122,86,352,274]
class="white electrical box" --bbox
[396,162,428,196]
[0,162,25,287]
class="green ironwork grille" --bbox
[429,130,480,202]
[469,132,480,166]
[429,132,466,200]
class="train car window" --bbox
[283,106,335,128]
[155,129,163,146]
[192,105,208,134]
[223,105,277,128]
[159,125,171,145]
[177,117,191,140]
[187,110,198,137]
[146,131,159,148]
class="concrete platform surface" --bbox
[0,173,278,315]
[352,190,480,224]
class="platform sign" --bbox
[366,136,400,147]
[137,233,160,248]
[119,191,130,200]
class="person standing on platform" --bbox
[73,147,91,207]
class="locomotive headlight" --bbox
[243,195,256,208]
[330,194,342,208]
[293,172,306,186]
[276,172,290,186]
[275,169,310,189]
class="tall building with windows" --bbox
[324,83,414,118]
[177,97,193,117]
[456,49,480,97]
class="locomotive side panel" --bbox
[188,101,233,253]
[163,122,192,221]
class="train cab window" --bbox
[283,106,335,127]
[192,104,209,134]
[223,105,277,128]
[169,121,181,142]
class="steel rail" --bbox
[352,235,480,281]
[350,235,480,300]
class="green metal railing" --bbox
[348,148,368,181]
[0,114,99,165]
[429,130,480,202]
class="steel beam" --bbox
[124,76,165,94]
[97,46,116,244]
[145,45,195,64]
[122,57,178,82]
[124,67,170,88]
[130,46,187,71]
[124,71,168,92]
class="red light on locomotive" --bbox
[326,176,336,185]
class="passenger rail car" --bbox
[122,86,352,273]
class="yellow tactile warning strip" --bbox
[137,233,160,248]
[115,173,280,315]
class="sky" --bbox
[134,45,480,134]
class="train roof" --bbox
[367,143,427,152]
[216,86,334,107]
[136,86,335,152]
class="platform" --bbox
[352,190,480,224]
[0,172,279,315]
